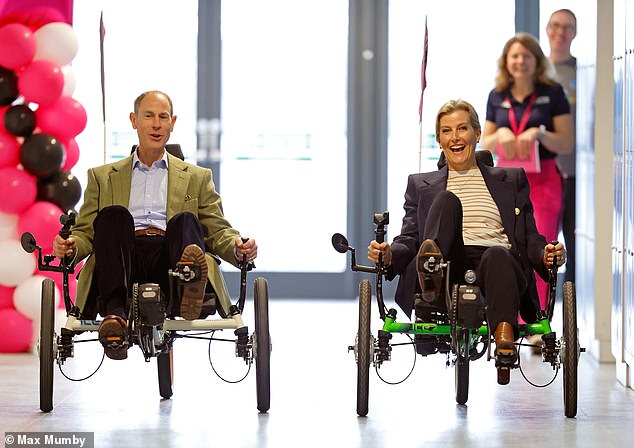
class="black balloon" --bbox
[4,105,36,136]
[20,133,65,178]
[0,65,19,107]
[37,170,82,212]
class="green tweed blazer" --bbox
[71,152,241,316]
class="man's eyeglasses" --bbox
[548,22,575,34]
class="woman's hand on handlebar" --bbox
[368,240,392,266]
[53,234,76,259]
[542,241,566,268]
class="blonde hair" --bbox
[435,99,481,139]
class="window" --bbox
[220,0,348,272]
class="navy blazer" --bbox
[387,160,549,321]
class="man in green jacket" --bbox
[53,90,258,359]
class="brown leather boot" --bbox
[494,322,517,360]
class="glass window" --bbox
[387,0,515,230]
[71,0,198,197]
[220,0,348,272]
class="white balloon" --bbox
[14,275,60,321]
[61,65,76,96]
[0,212,18,242]
[0,239,36,286]
[33,22,79,67]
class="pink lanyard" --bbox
[507,93,536,136]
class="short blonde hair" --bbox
[435,99,481,140]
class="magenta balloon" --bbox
[0,132,21,168]
[0,167,37,214]
[35,96,87,140]
[0,284,14,309]
[61,138,79,170]
[0,23,37,70]
[0,308,33,352]
[18,201,63,252]
[17,59,64,106]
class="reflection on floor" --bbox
[2,298,634,448]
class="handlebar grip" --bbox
[376,227,385,244]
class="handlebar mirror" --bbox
[20,232,37,254]
[331,233,351,254]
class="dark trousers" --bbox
[423,190,527,331]
[562,175,575,282]
[93,206,205,318]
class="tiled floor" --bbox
[1,298,634,448]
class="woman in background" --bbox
[481,32,572,319]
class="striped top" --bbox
[446,168,511,248]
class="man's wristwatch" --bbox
[537,124,546,141]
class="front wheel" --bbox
[562,281,578,418]
[356,279,372,417]
[454,329,470,405]
[157,347,174,399]
[39,278,56,412]
[254,277,271,413]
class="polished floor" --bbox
[2,298,634,448]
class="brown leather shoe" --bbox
[494,322,517,360]
[179,244,208,320]
[98,315,129,360]
[416,239,444,303]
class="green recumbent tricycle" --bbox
[332,211,583,418]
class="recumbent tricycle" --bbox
[332,211,583,418]
[21,211,271,413]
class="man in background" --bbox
[547,8,577,283]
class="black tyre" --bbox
[454,329,470,405]
[356,279,372,417]
[254,277,271,413]
[562,281,578,418]
[157,347,174,399]
[39,278,56,412]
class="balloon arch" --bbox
[0,6,85,353]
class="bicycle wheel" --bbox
[254,277,271,413]
[157,346,174,399]
[562,280,578,418]
[454,329,470,405]
[356,279,372,417]
[39,278,56,412]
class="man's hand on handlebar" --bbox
[53,234,77,259]
[542,241,566,268]
[368,240,392,266]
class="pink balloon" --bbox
[0,308,33,353]
[0,132,21,168]
[18,201,63,253]
[0,23,37,70]
[0,284,15,309]
[35,96,87,141]
[18,60,64,106]
[0,8,68,31]
[61,138,79,170]
[0,166,37,214]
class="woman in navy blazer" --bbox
[368,99,565,375]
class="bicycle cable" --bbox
[207,330,251,384]
[375,334,417,385]
[516,337,559,388]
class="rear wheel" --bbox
[157,347,174,399]
[254,277,271,413]
[562,281,578,418]
[39,278,56,413]
[356,279,372,417]
[454,329,470,405]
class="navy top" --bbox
[485,82,571,160]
